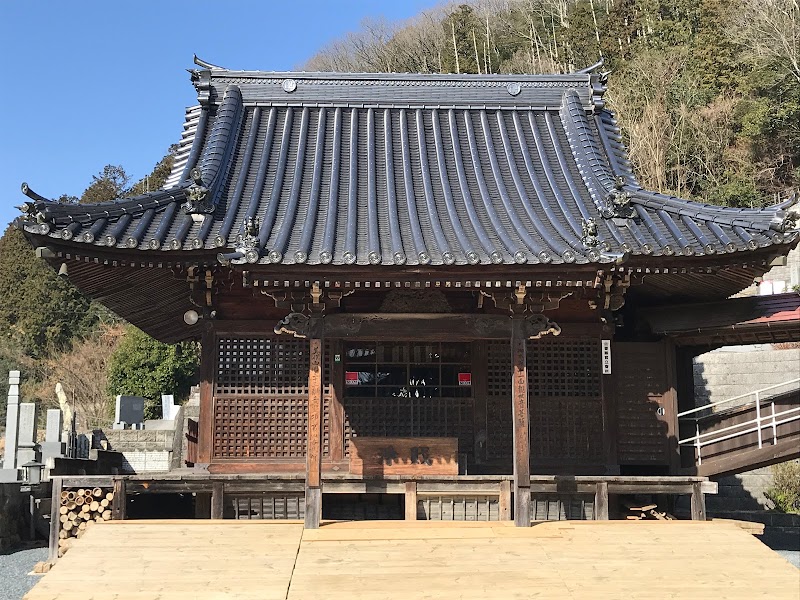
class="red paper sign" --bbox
[345,371,360,385]
[458,373,472,386]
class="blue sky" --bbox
[0,1,440,230]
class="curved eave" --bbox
[18,69,799,272]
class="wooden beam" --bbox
[198,326,215,464]
[594,482,609,520]
[273,313,570,341]
[405,482,418,521]
[512,318,531,527]
[111,478,126,521]
[211,481,224,519]
[305,338,323,529]
[691,482,707,521]
[48,477,62,563]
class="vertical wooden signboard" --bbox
[305,338,323,528]
[511,319,531,526]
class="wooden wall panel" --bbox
[613,342,671,465]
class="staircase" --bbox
[678,378,800,477]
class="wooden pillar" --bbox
[404,482,418,521]
[305,338,323,529]
[197,326,215,465]
[691,482,707,521]
[511,318,531,527]
[48,477,62,563]
[594,482,609,520]
[111,478,126,521]
[498,480,512,521]
[211,482,224,519]
[328,340,344,462]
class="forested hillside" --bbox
[0,0,796,428]
[0,151,198,427]
[306,0,798,208]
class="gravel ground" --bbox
[0,544,48,600]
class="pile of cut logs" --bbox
[625,503,676,521]
[58,487,113,556]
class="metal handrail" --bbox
[679,401,800,466]
[677,377,800,419]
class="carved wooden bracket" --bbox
[273,313,313,338]
[525,314,561,339]
[187,266,217,310]
[482,289,572,313]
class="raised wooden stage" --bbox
[26,520,799,599]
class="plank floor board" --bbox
[24,520,799,600]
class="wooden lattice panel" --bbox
[485,338,604,462]
[530,397,603,459]
[527,338,601,398]
[527,338,603,460]
[213,397,308,458]
[212,336,331,460]
[486,340,512,460]
[215,337,310,396]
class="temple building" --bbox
[17,59,800,527]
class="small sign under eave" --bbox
[345,371,359,385]
[458,373,472,386]
[601,340,612,375]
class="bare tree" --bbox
[731,0,800,83]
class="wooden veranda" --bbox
[26,519,800,600]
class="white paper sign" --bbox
[601,340,612,375]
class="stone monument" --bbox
[0,371,21,481]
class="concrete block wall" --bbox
[101,428,176,474]
[693,346,800,406]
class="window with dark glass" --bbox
[344,342,471,399]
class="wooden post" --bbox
[594,482,609,520]
[195,493,212,519]
[48,477,62,563]
[328,339,344,461]
[111,478,126,521]
[498,480,512,521]
[211,482,224,519]
[305,338,323,529]
[198,326,215,464]
[512,318,531,527]
[405,482,418,520]
[691,482,707,521]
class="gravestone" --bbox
[161,395,179,421]
[40,409,65,461]
[16,403,39,466]
[115,395,145,429]
[0,371,21,481]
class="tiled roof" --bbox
[17,64,800,267]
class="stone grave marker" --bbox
[0,371,21,481]
[115,395,145,428]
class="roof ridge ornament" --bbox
[770,194,799,233]
[184,168,211,214]
[600,176,634,219]
[193,55,227,70]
